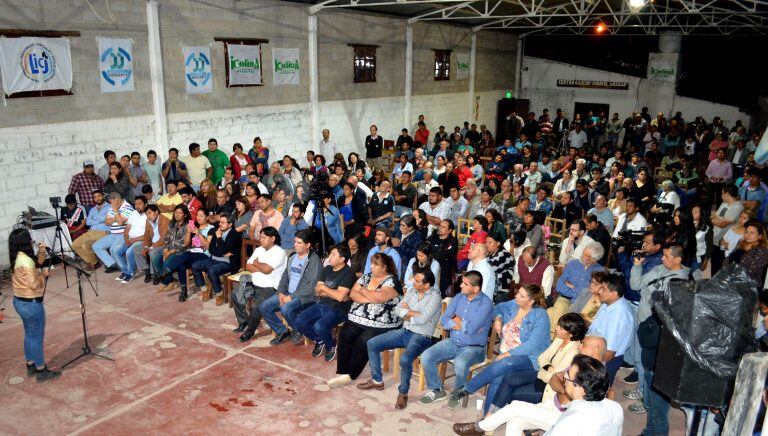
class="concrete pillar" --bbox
[468,32,477,122]
[308,14,320,145]
[404,23,413,130]
[146,0,169,160]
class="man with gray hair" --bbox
[92,192,135,275]
[550,243,605,334]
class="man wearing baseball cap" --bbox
[68,160,104,211]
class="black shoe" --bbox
[324,345,337,362]
[178,286,188,302]
[620,361,635,369]
[269,331,291,346]
[239,330,255,343]
[143,270,152,283]
[311,342,325,358]
[156,271,171,282]
[152,275,160,286]
[232,323,247,333]
[104,264,120,273]
[290,330,304,345]
[623,370,639,385]
[35,366,61,382]
[26,363,35,377]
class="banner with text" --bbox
[272,48,300,86]
[0,37,73,95]
[647,52,679,84]
[98,38,134,93]
[183,46,212,94]
[456,53,469,80]
[226,43,262,86]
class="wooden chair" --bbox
[545,217,567,244]
[457,217,473,246]
[222,239,259,307]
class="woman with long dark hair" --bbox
[403,242,441,291]
[103,161,132,202]
[724,219,768,284]
[155,204,192,294]
[8,228,60,381]
[328,252,402,387]
[691,204,714,273]
[667,207,697,266]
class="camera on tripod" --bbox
[309,171,332,202]
[614,230,646,252]
[49,196,62,208]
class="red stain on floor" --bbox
[240,400,256,407]
[208,402,228,412]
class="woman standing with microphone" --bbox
[9,228,60,382]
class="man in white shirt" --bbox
[182,142,212,191]
[559,221,596,265]
[613,198,648,239]
[568,123,588,149]
[467,243,496,301]
[319,128,336,159]
[544,355,623,435]
[118,196,147,284]
[234,227,289,342]
[419,186,451,237]
[444,186,468,228]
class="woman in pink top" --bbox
[708,132,729,161]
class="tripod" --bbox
[49,203,72,288]
[310,198,330,257]
[60,257,113,368]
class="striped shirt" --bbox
[107,201,135,234]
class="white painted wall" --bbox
[521,56,750,127]
[0,89,505,265]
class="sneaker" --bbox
[448,388,469,409]
[620,361,635,369]
[324,345,337,362]
[629,401,647,414]
[311,342,325,358]
[623,370,639,385]
[419,389,447,404]
[120,274,134,284]
[290,330,304,345]
[115,273,126,281]
[327,374,352,388]
[35,366,61,383]
[269,331,291,346]
[104,265,120,273]
[623,389,643,400]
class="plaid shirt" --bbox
[68,172,104,206]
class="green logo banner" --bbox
[272,48,300,85]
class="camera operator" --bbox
[630,244,689,428]
[619,231,665,405]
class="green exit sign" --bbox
[505,91,512,98]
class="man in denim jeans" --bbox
[260,229,322,346]
[419,271,493,406]
[359,270,442,409]
[292,245,357,362]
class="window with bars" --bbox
[352,45,377,83]
[434,50,451,81]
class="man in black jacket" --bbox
[585,214,611,265]
[427,219,458,297]
[365,124,384,170]
[190,214,242,305]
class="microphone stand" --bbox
[59,256,113,368]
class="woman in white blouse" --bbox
[553,169,576,198]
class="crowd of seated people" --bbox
[61,110,768,435]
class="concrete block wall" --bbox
[0,0,517,265]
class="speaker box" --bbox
[653,326,733,408]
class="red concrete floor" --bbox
[0,267,686,435]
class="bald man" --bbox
[452,335,609,436]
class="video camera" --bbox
[309,171,331,203]
[614,230,646,252]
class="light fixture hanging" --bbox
[629,0,646,9]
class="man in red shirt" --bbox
[455,157,474,189]
[414,121,430,148]
[180,187,202,218]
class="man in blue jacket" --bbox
[419,271,493,406]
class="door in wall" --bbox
[496,98,530,143]
[572,102,610,125]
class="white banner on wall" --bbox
[183,46,212,94]
[647,52,679,84]
[0,37,73,95]
[98,38,134,93]
[272,48,300,86]
[456,53,470,80]
[226,43,262,86]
